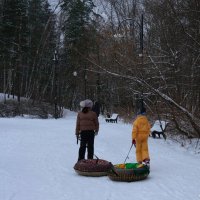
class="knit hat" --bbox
[80,99,93,108]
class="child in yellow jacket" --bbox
[132,107,151,166]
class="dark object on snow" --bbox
[74,159,113,177]
[150,120,168,140]
[108,163,150,182]
[151,131,167,139]
[92,101,100,117]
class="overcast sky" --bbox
[48,0,59,9]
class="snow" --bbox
[0,110,200,200]
[0,93,16,101]
[151,120,168,132]
[0,93,27,102]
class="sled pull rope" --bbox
[123,143,134,164]
[94,154,99,164]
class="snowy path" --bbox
[0,112,200,200]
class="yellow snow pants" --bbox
[135,135,149,163]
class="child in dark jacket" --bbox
[76,99,99,161]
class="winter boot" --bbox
[143,159,150,169]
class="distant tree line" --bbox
[90,0,200,138]
[0,0,199,138]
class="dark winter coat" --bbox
[75,110,99,135]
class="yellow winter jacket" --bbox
[132,115,151,140]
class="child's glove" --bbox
[76,134,80,144]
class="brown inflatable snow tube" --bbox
[74,159,112,177]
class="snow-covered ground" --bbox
[0,110,200,200]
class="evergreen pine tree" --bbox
[61,0,96,104]
[0,0,29,100]
[27,0,57,101]
[62,0,94,64]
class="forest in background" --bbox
[0,0,200,139]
